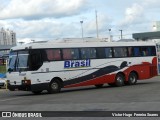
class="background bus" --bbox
[6,39,158,94]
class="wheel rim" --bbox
[51,82,58,90]
[117,76,123,84]
[130,76,136,83]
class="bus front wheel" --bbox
[48,80,61,94]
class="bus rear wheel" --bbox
[47,80,61,94]
[127,72,137,85]
[115,74,125,87]
[95,84,103,88]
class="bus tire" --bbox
[48,80,61,94]
[95,84,103,88]
[127,72,137,85]
[115,74,125,87]
[32,90,42,94]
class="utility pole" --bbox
[108,29,111,42]
[95,10,99,38]
[119,30,123,39]
[80,21,83,38]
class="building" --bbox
[118,39,135,42]
[0,28,16,46]
[0,28,16,65]
[132,31,160,41]
[152,21,160,31]
[132,21,160,41]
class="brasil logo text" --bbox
[64,59,90,69]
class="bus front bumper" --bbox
[8,84,31,91]
[8,83,49,91]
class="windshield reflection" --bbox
[8,51,29,72]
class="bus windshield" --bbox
[8,51,29,72]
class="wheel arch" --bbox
[50,77,64,88]
[116,72,126,80]
[129,71,139,80]
[114,72,125,87]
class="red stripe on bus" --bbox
[64,57,158,88]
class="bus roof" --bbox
[11,38,156,51]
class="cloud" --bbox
[116,0,160,36]
[119,0,160,28]
[84,13,112,36]
[0,0,88,20]
[2,0,160,42]
[119,3,144,27]
[0,12,114,43]
[0,18,85,42]
[143,0,160,7]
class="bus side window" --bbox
[128,47,134,57]
[80,48,96,59]
[133,47,140,57]
[45,49,61,61]
[62,49,72,60]
[96,48,105,59]
[105,48,112,58]
[46,49,54,61]
[113,47,127,58]
[141,47,148,56]
[30,50,43,71]
[140,46,156,56]
[71,49,79,60]
[150,46,156,56]
[62,48,79,60]
[89,48,96,58]
[80,48,87,59]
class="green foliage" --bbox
[0,65,6,73]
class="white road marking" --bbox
[0,96,25,102]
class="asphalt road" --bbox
[0,76,160,120]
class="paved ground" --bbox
[0,76,160,120]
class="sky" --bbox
[0,0,160,43]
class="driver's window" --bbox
[29,50,42,71]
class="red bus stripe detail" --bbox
[64,74,116,88]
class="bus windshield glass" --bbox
[8,51,29,72]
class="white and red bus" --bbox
[6,38,158,94]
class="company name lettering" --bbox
[64,59,90,68]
